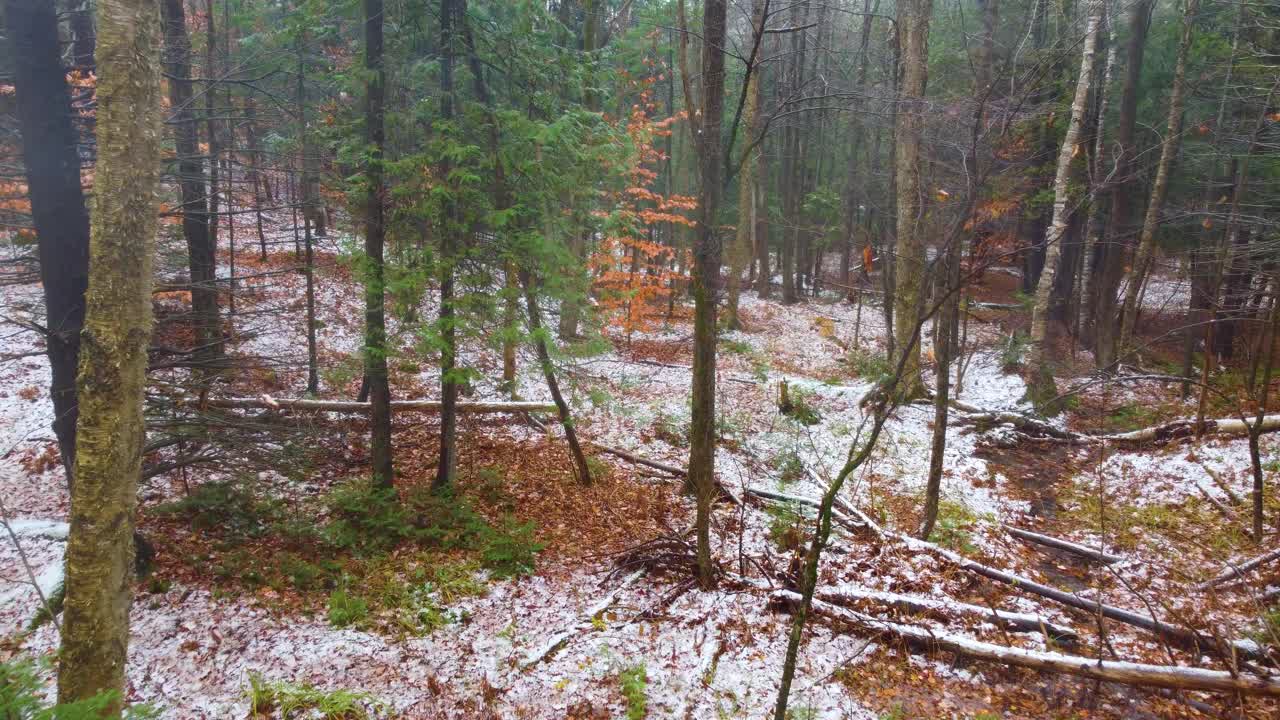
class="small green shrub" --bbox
[481,516,544,579]
[154,479,280,540]
[472,466,514,510]
[847,348,890,383]
[246,672,383,719]
[773,449,805,487]
[585,456,612,483]
[999,332,1029,371]
[1104,403,1158,433]
[618,664,648,720]
[781,385,822,426]
[766,502,807,552]
[0,658,158,718]
[278,554,340,592]
[652,410,690,448]
[323,482,418,556]
[327,587,369,628]
[932,498,978,554]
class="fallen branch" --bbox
[823,495,1268,663]
[1004,526,1124,565]
[816,586,1077,642]
[195,395,558,414]
[588,442,685,477]
[744,487,869,536]
[1197,547,1280,592]
[521,569,645,669]
[951,401,1077,441]
[955,401,1280,447]
[777,591,1280,696]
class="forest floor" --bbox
[1,218,1278,719]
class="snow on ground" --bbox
[3,226,1278,717]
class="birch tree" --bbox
[1026,0,1102,409]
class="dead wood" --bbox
[196,395,558,414]
[1004,525,1125,565]
[1197,547,1280,592]
[775,591,1280,696]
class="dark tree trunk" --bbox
[1216,229,1252,360]
[6,0,92,482]
[682,0,728,589]
[162,0,222,366]
[1092,0,1153,370]
[434,0,461,489]
[364,0,394,487]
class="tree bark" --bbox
[57,0,162,707]
[364,0,394,488]
[891,0,933,400]
[722,5,762,332]
[1116,0,1200,360]
[1091,0,1153,370]
[679,0,728,589]
[1026,0,1102,410]
[161,0,221,367]
[297,45,319,395]
[6,0,92,483]
[519,273,593,484]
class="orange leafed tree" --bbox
[590,67,695,339]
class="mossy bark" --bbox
[57,0,163,709]
[891,0,932,400]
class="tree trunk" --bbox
[245,97,269,260]
[1116,0,1200,360]
[66,0,96,71]
[891,0,933,400]
[6,0,92,483]
[1091,0,1153,370]
[679,0,727,589]
[56,0,162,707]
[298,45,319,395]
[519,272,593,484]
[364,0,394,488]
[161,0,222,367]
[722,7,762,332]
[1026,0,1102,410]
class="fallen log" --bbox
[951,401,1078,441]
[776,591,1280,696]
[816,586,1077,642]
[1102,415,1280,444]
[955,401,1280,447]
[1197,547,1280,592]
[1004,526,1125,565]
[195,395,558,414]
[823,495,1268,663]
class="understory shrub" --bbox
[154,478,281,541]
[246,672,385,719]
[766,502,807,552]
[0,658,158,719]
[618,664,648,720]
